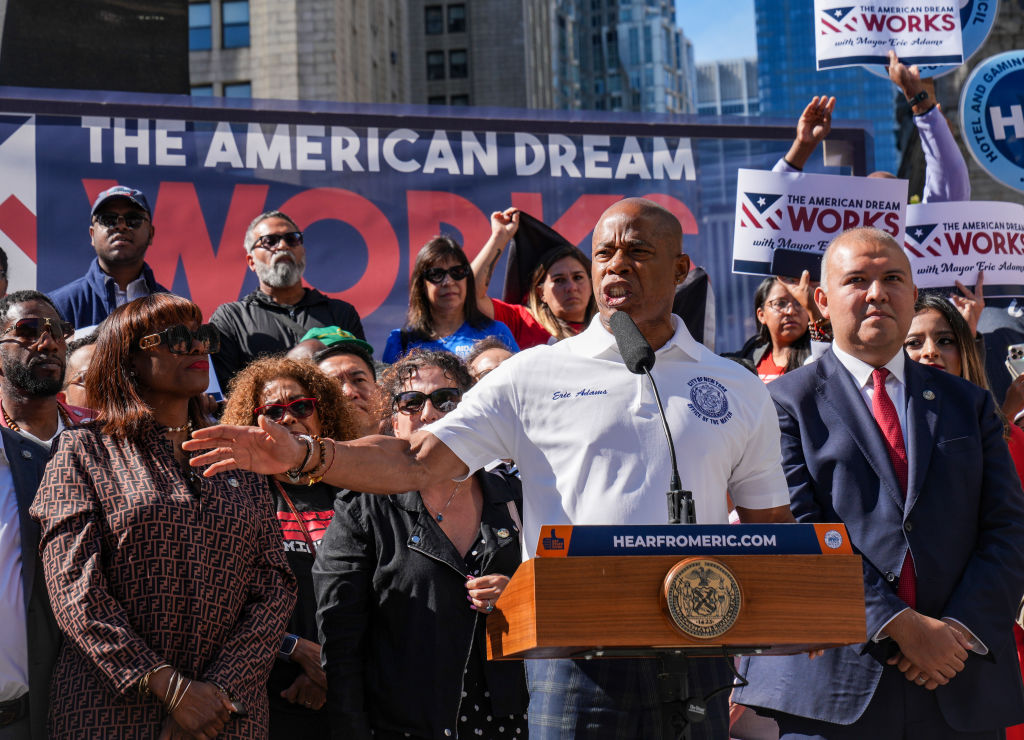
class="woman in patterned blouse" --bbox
[31,294,296,740]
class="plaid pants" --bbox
[526,656,732,739]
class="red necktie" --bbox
[871,368,916,609]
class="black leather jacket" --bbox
[313,470,528,739]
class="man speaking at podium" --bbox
[735,228,1024,738]
[186,198,795,739]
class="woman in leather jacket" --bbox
[313,350,528,739]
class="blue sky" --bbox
[676,0,757,63]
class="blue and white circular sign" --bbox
[864,0,999,80]
[959,50,1024,194]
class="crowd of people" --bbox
[2,54,1024,740]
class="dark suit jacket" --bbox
[734,349,1024,732]
[3,427,60,739]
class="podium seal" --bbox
[662,558,742,639]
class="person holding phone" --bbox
[31,294,296,740]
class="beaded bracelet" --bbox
[808,317,833,342]
[305,436,330,485]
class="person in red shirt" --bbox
[728,277,811,384]
[470,209,597,350]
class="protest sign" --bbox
[733,168,907,280]
[814,0,963,71]
[904,201,1024,295]
[959,50,1024,195]
[864,0,999,80]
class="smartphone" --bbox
[1006,343,1024,379]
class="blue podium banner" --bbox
[535,523,853,557]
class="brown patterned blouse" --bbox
[30,421,297,739]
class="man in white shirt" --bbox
[735,228,1024,738]
[186,197,795,739]
[0,426,58,739]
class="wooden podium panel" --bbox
[486,554,865,660]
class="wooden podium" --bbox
[487,523,866,661]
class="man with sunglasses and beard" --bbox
[49,186,169,332]
[210,210,365,389]
[0,291,92,446]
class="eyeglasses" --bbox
[138,324,221,354]
[423,265,471,284]
[393,387,462,415]
[1,317,74,345]
[764,298,801,314]
[254,397,319,422]
[252,232,304,252]
[93,212,149,229]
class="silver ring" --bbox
[916,677,926,685]
[485,600,494,612]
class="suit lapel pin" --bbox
[923,390,935,401]
[496,528,510,539]
[20,449,32,459]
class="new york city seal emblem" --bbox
[663,558,742,639]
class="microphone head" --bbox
[609,310,655,375]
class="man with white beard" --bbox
[210,210,365,388]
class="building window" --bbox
[222,1,250,48]
[428,95,447,105]
[450,94,470,106]
[190,84,214,96]
[427,51,446,80]
[449,49,467,79]
[447,4,466,33]
[425,6,443,34]
[189,3,211,51]
[224,82,252,98]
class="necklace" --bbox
[1,401,72,433]
[426,480,465,522]
[162,420,193,434]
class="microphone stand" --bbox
[643,367,695,525]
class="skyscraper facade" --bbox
[754,0,900,173]
[569,0,696,114]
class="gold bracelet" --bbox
[306,436,330,485]
[138,663,172,700]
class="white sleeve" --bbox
[727,385,791,511]
[425,360,521,474]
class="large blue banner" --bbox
[0,88,872,354]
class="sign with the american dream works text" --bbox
[733,168,908,279]
[814,0,964,71]
[905,201,1024,295]
[959,50,1024,195]
[864,0,999,80]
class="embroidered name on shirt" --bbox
[687,377,733,425]
[552,388,609,400]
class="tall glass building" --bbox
[754,0,900,173]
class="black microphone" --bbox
[609,311,695,525]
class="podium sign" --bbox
[488,524,866,660]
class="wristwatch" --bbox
[279,633,299,661]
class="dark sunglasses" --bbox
[94,212,149,229]
[252,232,304,252]
[393,387,462,415]
[254,397,319,422]
[2,317,74,344]
[138,323,221,354]
[423,265,471,284]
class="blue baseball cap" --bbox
[90,186,151,218]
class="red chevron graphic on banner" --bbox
[0,195,37,262]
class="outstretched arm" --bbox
[775,95,836,172]
[183,416,470,493]
[470,208,519,319]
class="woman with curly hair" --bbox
[31,294,296,739]
[313,350,528,739]
[220,355,356,739]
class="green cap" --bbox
[300,326,374,357]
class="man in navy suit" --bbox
[734,227,1024,738]
[0,426,59,739]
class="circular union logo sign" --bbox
[959,50,1024,195]
[663,558,742,640]
[824,529,844,549]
